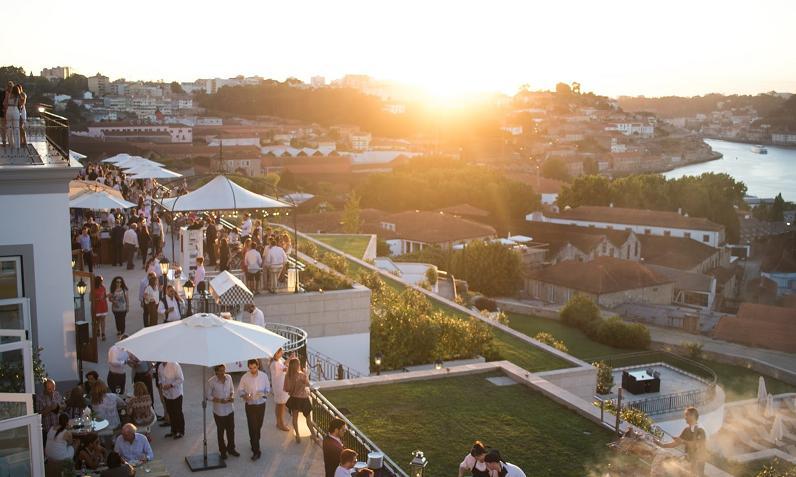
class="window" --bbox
[644,229,651,235]
[663,230,671,237]
[684,232,691,239]
[634,242,639,257]
[703,234,710,243]
[0,257,22,299]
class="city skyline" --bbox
[4,0,796,99]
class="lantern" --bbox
[75,279,88,297]
[409,450,428,477]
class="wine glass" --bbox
[115,386,121,395]
[141,454,151,473]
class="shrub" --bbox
[593,361,614,395]
[587,317,651,350]
[298,240,319,258]
[560,294,601,329]
[376,239,391,257]
[755,459,796,477]
[301,264,353,292]
[473,296,497,312]
[320,251,348,275]
[682,341,704,360]
[599,400,662,439]
[534,332,569,353]
[425,267,438,286]
[480,309,510,326]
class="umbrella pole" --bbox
[185,366,226,471]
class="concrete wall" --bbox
[308,333,370,376]
[254,284,371,339]
[598,283,674,308]
[538,366,598,401]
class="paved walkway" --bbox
[647,325,796,373]
[77,245,324,477]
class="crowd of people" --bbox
[1,80,28,150]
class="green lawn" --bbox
[324,372,617,477]
[506,312,796,401]
[308,233,372,259]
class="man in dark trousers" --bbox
[658,406,707,476]
[322,418,346,477]
[111,220,125,266]
[205,217,217,267]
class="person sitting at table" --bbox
[64,385,86,419]
[85,371,99,397]
[77,434,107,470]
[90,380,126,431]
[44,413,74,463]
[334,449,357,477]
[100,451,135,477]
[126,382,155,431]
[114,423,154,464]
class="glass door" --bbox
[0,413,45,477]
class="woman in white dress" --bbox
[45,413,75,463]
[4,85,21,149]
[269,347,290,431]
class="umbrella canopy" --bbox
[770,414,784,442]
[69,180,123,200]
[765,393,776,418]
[101,153,136,164]
[757,376,767,405]
[69,191,136,210]
[210,271,253,306]
[118,313,288,366]
[127,166,183,179]
[159,175,292,212]
[116,158,165,169]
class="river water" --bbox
[664,139,796,202]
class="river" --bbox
[664,139,796,202]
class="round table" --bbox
[69,418,110,437]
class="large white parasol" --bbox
[158,175,291,212]
[69,191,136,210]
[126,165,183,179]
[118,313,288,470]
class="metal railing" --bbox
[306,348,364,382]
[310,387,409,477]
[587,351,718,417]
[264,322,307,357]
[39,110,70,159]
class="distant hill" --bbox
[758,95,796,132]
[618,93,784,118]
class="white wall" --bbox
[308,333,370,376]
[0,193,77,382]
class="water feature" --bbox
[664,139,796,202]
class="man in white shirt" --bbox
[114,423,154,463]
[237,359,270,460]
[142,273,159,327]
[240,213,253,240]
[194,257,206,293]
[242,303,265,328]
[243,242,263,293]
[206,365,239,459]
[484,450,526,477]
[266,239,288,293]
[158,362,185,439]
[123,223,139,270]
[158,285,183,323]
[334,449,357,477]
[107,337,130,395]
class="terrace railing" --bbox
[310,387,409,477]
[588,351,718,417]
[306,348,364,382]
[39,110,70,159]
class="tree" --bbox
[555,82,572,95]
[170,81,185,94]
[56,74,88,97]
[450,241,522,296]
[341,191,364,234]
[771,193,786,221]
[560,294,601,329]
[541,158,570,181]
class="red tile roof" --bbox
[638,235,719,270]
[374,211,496,244]
[435,204,490,218]
[555,206,725,232]
[526,256,672,294]
[713,304,796,353]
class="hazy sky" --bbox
[5,0,795,98]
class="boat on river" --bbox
[751,145,768,154]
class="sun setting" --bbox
[1,1,796,477]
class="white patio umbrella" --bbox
[116,157,165,169]
[765,393,776,418]
[126,166,183,180]
[770,414,785,443]
[757,376,767,406]
[101,153,136,163]
[158,175,292,212]
[69,191,136,209]
[118,313,288,471]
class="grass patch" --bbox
[506,312,796,401]
[324,372,615,477]
[308,233,372,259]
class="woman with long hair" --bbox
[93,276,109,341]
[17,83,27,146]
[283,355,314,443]
[4,84,21,148]
[44,413,74,462]
[90,380,125,431]
[77,434,107,470]
[458,440,494,477]
[108,276,129,338]
[126,381,154,429]
[64,385,87,418]
[269,348,290,431]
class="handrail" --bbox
[306,347,365,381]
[310,387,409,477]
[39,110,70,159]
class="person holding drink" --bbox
[238,359,270,461]
[206,364,239,459]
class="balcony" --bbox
[0,111,71,168]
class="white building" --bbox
[501,125,524,136]
[310,76,326,88]
[526,205,726,248]
[87,122,192,143]
[606,122,655,137]
[772,133,796,145]
[350,132,372,151]
[196,117,223,126]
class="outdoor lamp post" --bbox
[75,278,88,382]
[183,279,194,316]
[71,257,76,269]
[434,359,443,371]
[374,352,383,376]
[159,257,170,300]
[409,450,428,477]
